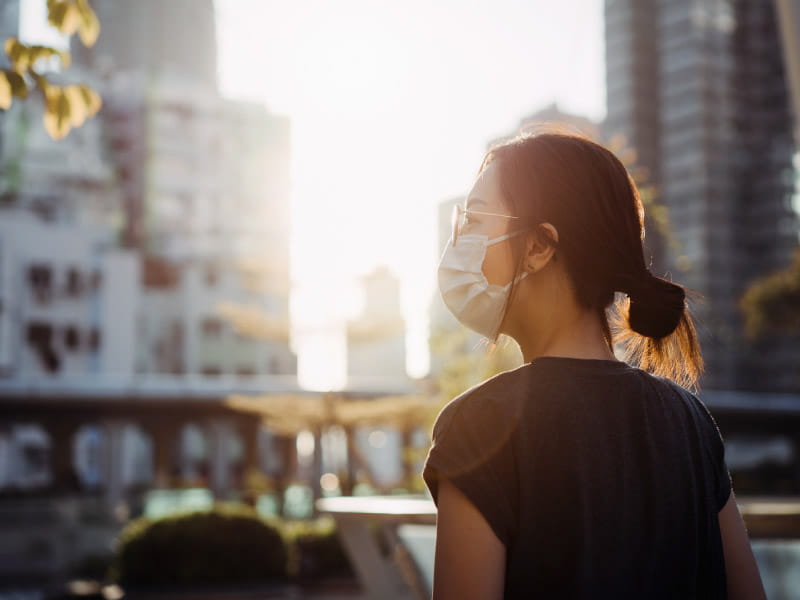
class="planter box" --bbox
[118,583,293,599]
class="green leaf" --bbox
[3,37,17,56]
[0,73,12,110]
[4,40,70,73]
[77,84,102,115]
[43,86,72,140]
[4,70,27,99]
[28,45,70,69]
[63,84,87,127]
[76,0,100,47]
[46,1,68,30]
[4,38,30,72]
[48,1,81,35]
[30,71,50,94]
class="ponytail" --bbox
[610,273,703,390]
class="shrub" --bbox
[283,517,354,582]
[70,552,114,581]
[112,502,288,585]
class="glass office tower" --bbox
[604,0,799,392]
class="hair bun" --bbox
[623,273,685,339]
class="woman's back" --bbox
[423,356,731,599]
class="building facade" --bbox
[0,0,296,503]
[0,0,18,69]
[347,266,408,383]
[604,0,800,392]
[101,77,296,377]
[0,212,139,379]
[71,0,218,90]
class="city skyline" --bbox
[18,1,800,392]
[16,0,607,388]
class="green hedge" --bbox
[111,504,356,586]
[112,503,288,585]
[283,518,354,581]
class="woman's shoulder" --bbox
[648,372,707,408]
[431,364,532,441]
[647,373,724,432]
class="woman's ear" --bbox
[525,223,559,273]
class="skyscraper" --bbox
[67,0,297,377]
[775,0,800,141]
[0,0,19,68]
[347,267,408,383]
[604,0,800,392]
[72,0,218,89]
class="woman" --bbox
[423,130,766,599]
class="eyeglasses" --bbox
[451,203,520,246]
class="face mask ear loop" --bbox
[499,270,528,292]
[489,270,529,341]
[485,229,527,247]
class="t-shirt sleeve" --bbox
[422,396,517,547]
[693,395,733,511]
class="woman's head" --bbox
[463,128,703,388]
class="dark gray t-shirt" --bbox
[422,356,732,599]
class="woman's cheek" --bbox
[483,242,517,286]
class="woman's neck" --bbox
[514,304,617,364]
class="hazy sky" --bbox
[216,0,607,388]
[20,0,607,389]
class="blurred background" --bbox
[0,0,798,598]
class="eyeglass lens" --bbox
[451,204,464,245]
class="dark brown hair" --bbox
[479,127,703,390]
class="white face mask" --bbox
[437,231,528,340]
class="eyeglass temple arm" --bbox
[463,208,520,219]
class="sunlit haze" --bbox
[20,0,606,389]
[215,0,606,389]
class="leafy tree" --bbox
[426,324,522,441]
[0,0,101,139]
[740,249,800,339]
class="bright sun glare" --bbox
[217,2,443,390]
[293,12,409,114]
[218,0,606,390]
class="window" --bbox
[65,268,84,297]
[26,322,60,373]
[205,264,219,286]
[201,317,223,337]
[28,264,52,303]
[63,325,80,350]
